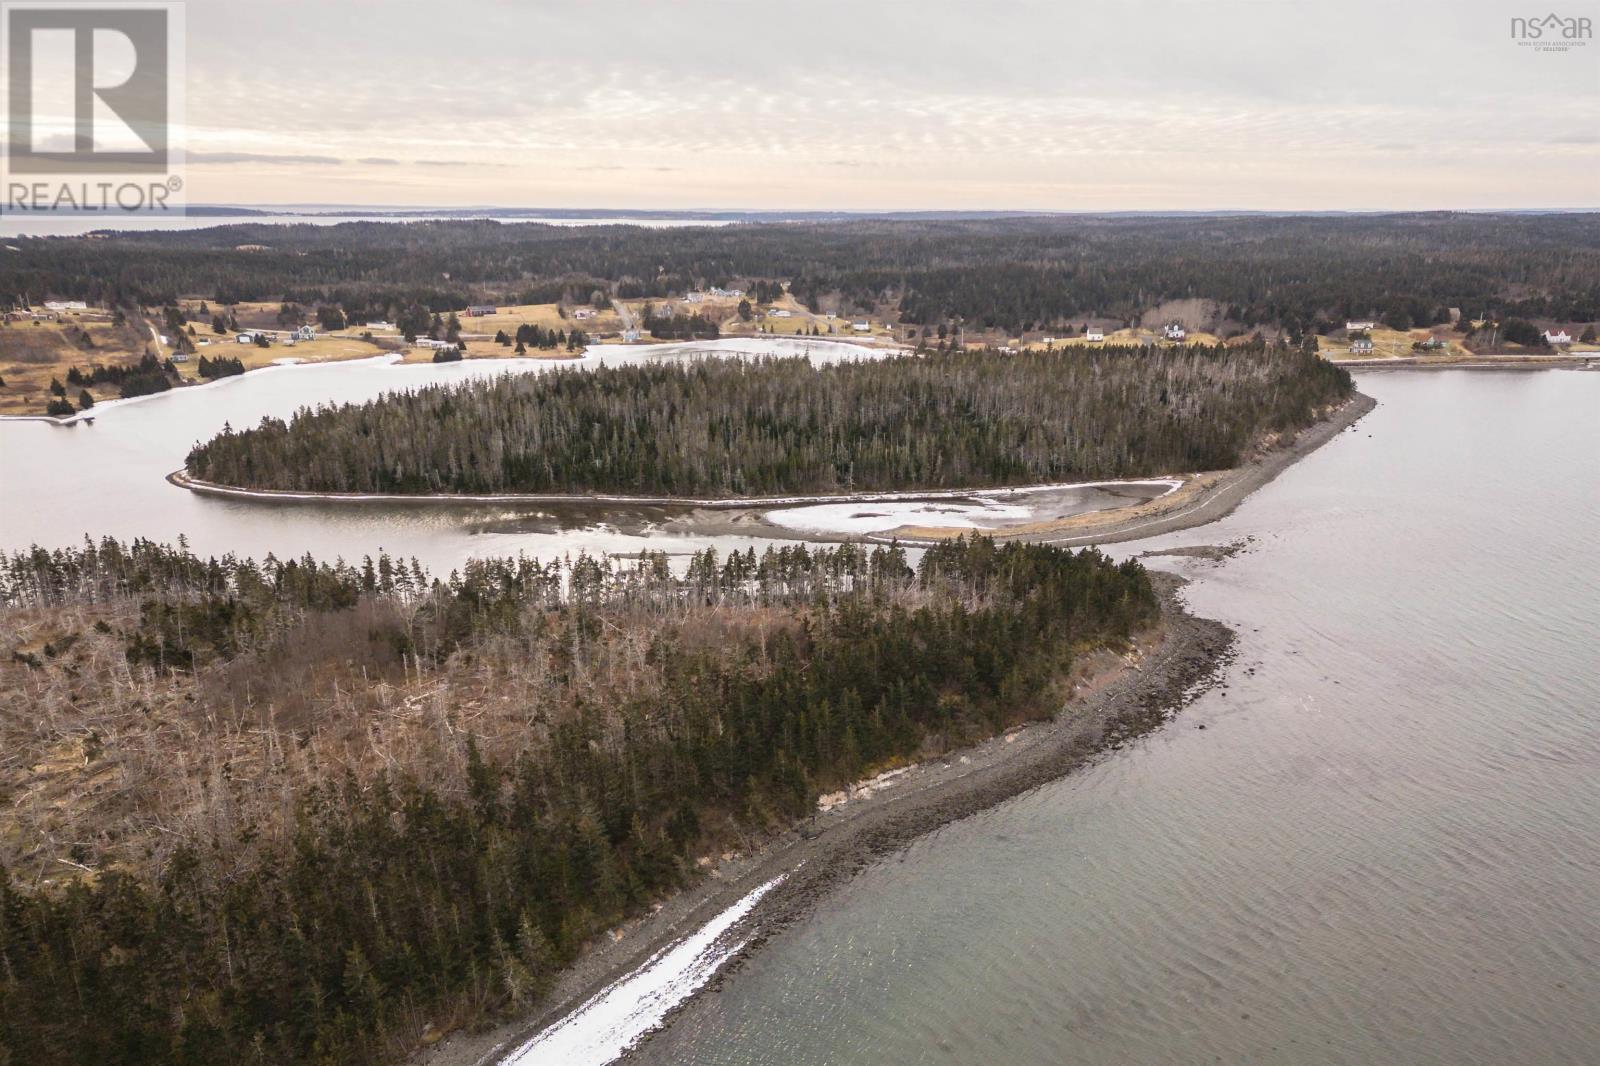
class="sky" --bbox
[121,0,1600,209]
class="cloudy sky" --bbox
[171,0,1596,209]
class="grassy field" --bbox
[0,313,154,416]
[1003,327,1228,351]
[451,301,624,339]
[1316,326,1472,360]
[0,304,581,417]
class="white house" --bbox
[573,309,593,320]
[1346,320,1377,332]
[768,309,792,318]
[1085,328,1105,342]
[852,321,871,332]
[236,331,259,344]
[1350,337,1375,354]
[293,324,316,341]
[621,327,641,342]
[1163,323,1187,341]
[44,300,87,312]
[1543,329,1572,345]
[365,320,396,331]
[685,292,705,303]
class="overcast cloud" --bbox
[175,0,1598,209]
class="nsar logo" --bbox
[1510,11,1593,51]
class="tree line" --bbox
[185,343,1353,497]
[3,213,1596,334]
[0,534,1157,1064]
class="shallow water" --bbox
[635,370,1600,1066]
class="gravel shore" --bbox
[421,574,1233,1066]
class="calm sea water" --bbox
[635,369,1600,1066]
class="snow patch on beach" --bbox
[768,498,1034,535]
[501,875,784,1066]
[765,479,1185,536]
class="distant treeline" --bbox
[4,213,1598,332]
[186,343,1353,497]
[0,534,1156,1064]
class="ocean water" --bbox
[633,369,1600,1066]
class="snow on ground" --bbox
[764,479,1185,537]
[502,875,785,1066]
[766,498,1034,535]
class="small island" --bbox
[183,342,1353,498]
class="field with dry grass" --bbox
[0,312,157,415]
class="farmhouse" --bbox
[43,300,87,312]
[1346,320,1377,332]
[293,324,316,341]
[236,331,260,344]
[465,305,497,317]
[852,321,871,332]
[1085,327,1105,342]
[1543,329,1572,345]
[1162,323,1187,341]
[1350,337,1375,354]
[768,309,793,318]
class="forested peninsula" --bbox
[2,535,1157,1064]
[185,344,1353,497]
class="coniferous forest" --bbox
[4,213,1597,332]
[185,344,1353,497]
[0,535,1155,1064]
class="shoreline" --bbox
[856,390,1375,548]
[420,573,1233,1066]
[1328,353,1600,370]
[167,392,1374,550]
[167,468,1185,512]
[1017,390,1377,547]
